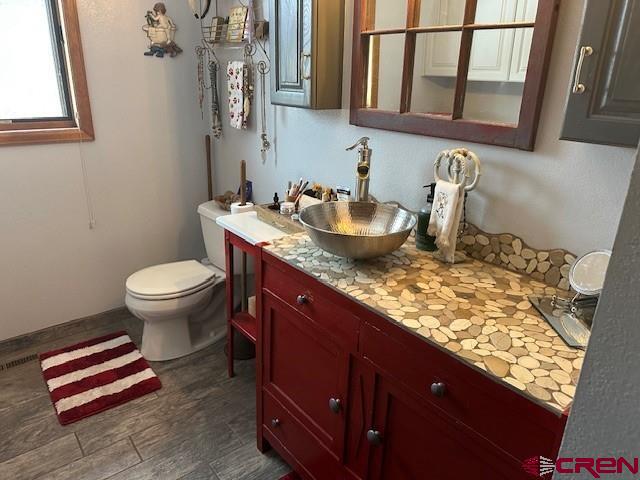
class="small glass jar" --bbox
[280,202,295,216]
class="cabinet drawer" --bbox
[263,390,341,480]
[360,322,560,461]
[262,256,359,351]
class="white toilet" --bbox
[125,201,235,361]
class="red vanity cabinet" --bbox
[256,249,567,480]
[261,292,350,457]
[366,373,526,480]
[258,252,361,479]
[359,321,563,463]
[344,348,533,480]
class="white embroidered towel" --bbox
[427,180,464,263]
[227,61,245,129]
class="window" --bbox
[350,0,560,150]
[0,0,93,146]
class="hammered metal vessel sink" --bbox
[298,202,417,259]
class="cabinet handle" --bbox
[271,418,281,428]
[572,46,593,94]
[430,382,447,398]
[366,429,383,446]
[296,294,309,305]
[300,52,312,81]
[329,398,342,414]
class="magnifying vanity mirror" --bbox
[569,250,611,296]
[350,0,561,150]
[529,250,611,349]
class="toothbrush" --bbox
[294,181,309,209]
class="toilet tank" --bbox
[197,201,230,270]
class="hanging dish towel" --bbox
[227,61,245,129]
[427,180,464,263]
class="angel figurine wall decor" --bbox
[142,3,183,58]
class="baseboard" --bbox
[0,306,129,356]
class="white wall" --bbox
[1,0,636,342]
[555,145,640,477]
[211,0,635,259]
[0,1,208,341]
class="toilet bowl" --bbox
[125,260,226,361]
[125,202,241,361]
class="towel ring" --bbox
[434,148,482,192]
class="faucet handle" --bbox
[346,137,370,151]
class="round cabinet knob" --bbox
[431,382,447,398]
[329,398,342,414]
[296,294,308,305]
[271,418,281,428]
[366,429,383,446]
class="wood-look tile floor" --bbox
[0,309,289,480]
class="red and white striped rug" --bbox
[39,331,162,425]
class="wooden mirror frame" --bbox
[350,0,560,151]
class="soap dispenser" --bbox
[416,183,437,251]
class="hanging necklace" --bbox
[258,60,271,153]
[209,60,223,138]
[242,45,254,130]
[196,46,206,119]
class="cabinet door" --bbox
[509,0,538,82]
[561,0,640,146]
[262,292,348,457]
[367,376,526,480]
[469,0,518,81]
[421,0,466,77]
[423,0,518,81]
[344,360,376,480]
[270,0,312,107]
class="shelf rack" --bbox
[198,3,270,66]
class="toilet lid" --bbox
[126,260,216,298]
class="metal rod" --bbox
[240,160,247,206]
[205,134,213,201]
[241,252,248,311]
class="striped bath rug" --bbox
[39,331,162,425]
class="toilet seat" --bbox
[126,260,224,301]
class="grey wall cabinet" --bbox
[269,0,344,109]
[561,0,640,147]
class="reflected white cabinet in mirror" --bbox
[422,0,538,82]
[510,0,538,81]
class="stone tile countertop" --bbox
[264,233,584,415]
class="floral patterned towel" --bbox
[427,180,464,263]
[227,61,245,129]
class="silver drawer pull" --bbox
[296,294,309,305]
[572,46,593,94]
[430,382,447,398]
[366,429,383,446]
